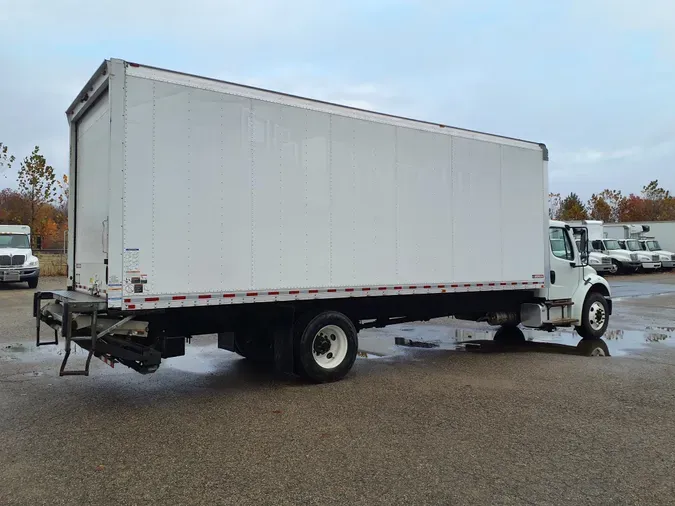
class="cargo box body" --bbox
[67,59,549,312]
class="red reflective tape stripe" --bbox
[451,284,459,288]
[489,283,496,286]
[327,289,337,293]
[124,298,131,303]
[464,284,471,287]
[223,294,235,298]
[198,294,211,299]
[268,291,280,296]
[289,290,300,295]
[309,289,319,294]
[345,288,354,292]
[362,287,371,291]
[145,297,159,302]
[438,285,445,288]
[127,304,136,309]
[378,287,387,291]
[409,285,417,289]
[476,283,484,287]
[423,285,431,289]
[511,282,518,285]
[173,295,186,300]
[246,292,258,296]
[522,281,529,285]
[394,286,403,290]
[500,283,507,286]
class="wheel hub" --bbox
[313,334,331,355]
[311,325,349,370]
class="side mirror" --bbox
[577,230,589,267]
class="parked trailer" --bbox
[34,59,612,382]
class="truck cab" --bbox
[0,225,40,288]
[616,238,661,271]
[590,238,640,274]
[639,239,675,270]
[575,239,615,275]
[521,221,612,340]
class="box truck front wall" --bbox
[73,91,110,295]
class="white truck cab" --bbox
[521,221,612,340]
[0,225,40,288]
[616,239,662,271]
[575,239,615,275]
[639,239,675,270]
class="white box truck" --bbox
[0,225,40,287]
[34,59,612,381]
[604,223,674,270]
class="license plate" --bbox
[2,272,20,282]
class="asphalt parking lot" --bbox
[2,276,675,505]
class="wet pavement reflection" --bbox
[357,323,675,360]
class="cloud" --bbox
[1,0,674,200]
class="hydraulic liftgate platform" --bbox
[33,290,159,375]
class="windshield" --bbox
[0,234,30,249]
[604,240,621,251]
[646,240,662,251]
[625,240,641,251]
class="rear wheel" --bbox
[27,277,38,289]
[576,292,609,339]
[294,311,358,383]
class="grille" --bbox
[602,257,611,264]
[630,253,638,261]
[671,255,675,261]
[0,255,10,266]
[11,255,25,266]
[653,255,660,262]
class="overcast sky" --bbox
[1,0,673,200]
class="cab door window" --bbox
[549,228,575,261]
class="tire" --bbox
[493,325,525,344]
[611,260,623,275]
[27,277,38,289]
[576,292,609,339]
[576,339,609,357]
[607,263,618,275]
[294,311,358,383]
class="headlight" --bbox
[25,258,39,267]
[589,258,600,264]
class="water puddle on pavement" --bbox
[357,324,675,359]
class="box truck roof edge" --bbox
[66,58,548,159]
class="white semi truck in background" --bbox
[604,224,675,271]
[34,59,612,381]
[0,225,40,288]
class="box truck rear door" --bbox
[73,91,110,293]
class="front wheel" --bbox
[27,277,38,289]
[576,292,609,339]
[295,311,358,383]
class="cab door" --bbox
[548,226,581,301]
